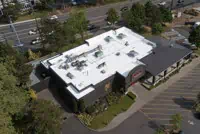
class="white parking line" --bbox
[141,107,190,112]
[162,92,198,96]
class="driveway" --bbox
[141,64,200,134]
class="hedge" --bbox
[127,92,136,100]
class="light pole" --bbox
[8,15,23,46]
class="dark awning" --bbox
[140,44,192,76]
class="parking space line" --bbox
[139,110,152,120]
[143,112,189,116]
[166,89,200,92]
[150,118,171,121]
[153,98,194,102]
[156,96,196,99]
[162,92,198,95]
[145,103,191,107]
[141,107,190,112]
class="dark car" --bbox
[87,24,99,31]
[120,6,128,12]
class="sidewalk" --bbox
[97,57,200,132]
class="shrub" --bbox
[29,89,37,100]
[77,113,93,126]
[152,23,163,34]
[86,105,95,115]
[127,92,136,100]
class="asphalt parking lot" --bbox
[141,64,200,132]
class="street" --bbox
[0,0,171,50]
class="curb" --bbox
[75,115,99,132]
[0,18,41,27]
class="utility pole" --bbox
[8,15,23,46]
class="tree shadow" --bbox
[173,97,195,110]
[48,78,73,114]
[148,120,166,131]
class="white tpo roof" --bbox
[41,27,155,99]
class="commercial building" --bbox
[41,27,192,106]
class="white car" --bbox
[158,1,166,6]
[31,37,41,45]
[28,29,37,35]
[50,15,58,20]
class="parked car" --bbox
[28,29,38,35]
[87,24,99,31]
[120,6,128,12]
[158,1,166,6]
[50,15,58,20]
[31,37,41,45]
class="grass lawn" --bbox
[89,94,135,129]
[194,49,200,56]
[16,11,49,22]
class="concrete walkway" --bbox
[97,57,200,132]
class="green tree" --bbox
[122,3,145,32]
[106,8,119,25]
[189,25,200,47]
[155,128,165,134]
[170,114,183,131]
[160,7,173,23]
[0,43,32,86]
[0,1,22,22]
[68,11,88,41]
[0,63,29,133]
[152,23,163,34]
[24,99,63,134]
[78,99,86,113]
[145,1,162,26]
[39,18,66,51]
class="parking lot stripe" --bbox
[166,89,200,92]
[156,96,196,99]
[150,118,171,121]
[141,107,190,112]
[145,103,190,107]
[162,92,198,95]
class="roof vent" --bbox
[125,41,129,46]
[128,50,138,57]
[95,51,103,58]
[116,52,120,56]
[104,36,113,42]
[101,70,106,74]
[66,72,74,79]
[97,62,106,69]
[117,33,126,39]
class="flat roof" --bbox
[141,42,192,76]
[41,27,155,99]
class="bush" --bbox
[77,113,93,126]
[29,89,37,100]
[86,105,96,115]
[152,23,163,34]
[127,92,136,100]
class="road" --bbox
[0,0,169,50]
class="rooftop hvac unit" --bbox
[125,41,129,46]
[128,50,137,57]
[101,70,106,74]
[104,36,113,42]
[97,62,106,69]
[117,33,126,39]
[66,72,74,79]
[95,51,103,58]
